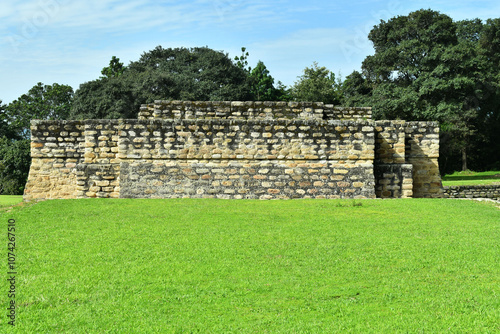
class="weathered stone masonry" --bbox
[23,101,442,200]
[443,185,500,200]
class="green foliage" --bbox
[342,71,372,107]
[0,137,30,195]
[233,48,291,101]
[234,46,251,72]
[442,170,500,186]
[343,9,500,173]
[0,100,18,140]
[0,83,72,194]
[248,60,280,101]
[101,56,125,78]
[71,46,251,119]
[3,198,500,332]
[0,195,23,209]
[274,81,293,102]
[5,82,74,139]
[291,62,342,103]
[71,76,137,120]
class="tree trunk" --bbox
[461,147,468,171]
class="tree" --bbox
[0,137,30,195]
[71,76,137,120]
[6,82,74,139]
[0,100,19,140]
[476,18,500,170]
[101,56,125,78]
[357,9,500,172]
[341,71,372,107]
[291,62,342,103]
[234,47,251,72]
[1,84,72,194]
[362,9,458,119]
[233,48,286,101]
[274,81,293,102]
[248,61,279,101]
[71,46,251,119]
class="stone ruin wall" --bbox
[443,185,500,200]
[23,101,443,200]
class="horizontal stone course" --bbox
[443,185,500,200]
[24,101,442,200]
[138,101,372,121]
[120,160,375,199]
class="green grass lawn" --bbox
[0,195,23,209]
[442,170,500,186]
[1,198,499,333]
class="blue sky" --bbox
[1,0,499,104]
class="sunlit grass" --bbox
[442,170,500,186]
[1,198,499,333]
[0,195,23,209]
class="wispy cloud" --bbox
[1,0,499,104]
[248,27,370,85]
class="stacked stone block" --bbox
[24,120,84,200]
[116,118,376,199]
[23,101,442,201]
[120,161,374,199]
[374,121,413,198]
[84,120,121,164]
[138,101,372,121]
[76,164,120,198]
[405,122,442,198]
[443,185,500,200]
[116,119,374,161]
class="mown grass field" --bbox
[0,196,23,209]
[1,198,499,333]
[442,170,500,186]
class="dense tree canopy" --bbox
[342,9,500,172]
[248,61,276,100]
[0,100,18,140]
[0,83,73,194]
[6,82,73,139]
[101,56,125,79]
[71,46,252,119]
[291,62,342,104]
[0,137,30,195]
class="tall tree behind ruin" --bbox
[71,46,252,120]
[342,9,500,173]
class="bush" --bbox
[0,137,31,195]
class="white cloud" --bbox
[2,0,499,104]
[247,27,371,86]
